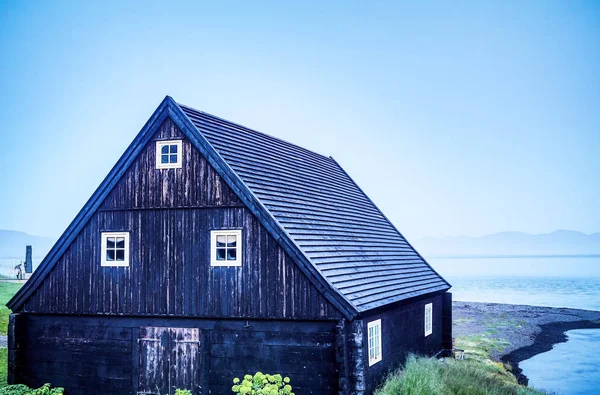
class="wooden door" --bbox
[138,327,202,395]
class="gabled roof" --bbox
[180,104,451,312]
[8,96,450,318]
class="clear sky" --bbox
[0,0,598,241]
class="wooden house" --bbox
[7,96,452,395]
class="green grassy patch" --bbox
[453,318,475,325]
[375,355,545,395]
[0,283,23,336]
[456,334,511,360]
[0,348,6,387]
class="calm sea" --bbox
[429,256,600,311]
[429,256,600,395]
[0,258,42,278]
[520,329,600,395]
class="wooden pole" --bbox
[25,245,32,273]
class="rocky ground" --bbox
[453,301,600,384]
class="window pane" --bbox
[170,144,178,154]
[116,250,125,261]
[161,154,169,164]
[106,250,115,261]
[106,237,115,248]
[116,237,125,248]
[161,145,169,154]
[216,248,226,260]
[227,235,237,247]
[216,235,226,247]
[227,248,237,260]
[170,154,178,163]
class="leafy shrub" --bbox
[0,383,64,395]
[174,390,192,395]
[231,372,294,395]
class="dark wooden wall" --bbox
[342,293,445,394]
[19,118,341,321]
[13,314,338,395]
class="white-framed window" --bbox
[101,232,130,267]
[210,230,242,267]
[367,319,382,366]
[425,303,433,337]
[156,140,183,169]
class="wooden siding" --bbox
[180,105,450,311]
[360,294,444,393]
[13,314,338,395]
[19,118,341,321]
[99,118,241,210]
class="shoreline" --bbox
[453,301,600,386]
[501,320,600,385]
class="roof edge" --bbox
[328,156,452,299]
[8,95,175,311]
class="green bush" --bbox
[174,390,192,395]
[231,372,294,395]
[375,355,545,395]
[0,383,64,395]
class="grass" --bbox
[0,282,21,388]
[375,355,546,395]
[0,283,22,336]
[0,349,6,387]
[456,334,511,360]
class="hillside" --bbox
[412,230,600,257]
[0,230,54,258]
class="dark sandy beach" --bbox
[453,301,600,385]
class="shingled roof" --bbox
[8,96,450,318]
[179,104,450,312]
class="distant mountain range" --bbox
[412,230,600,258]
[0,230,55,259]
[2,229,599,260]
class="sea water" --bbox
[0,258,42,278]
[429,256,600,311]
[519,329,600,395]
[428,256,600,394]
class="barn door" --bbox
[138,327,202,395]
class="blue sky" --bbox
[0,0,599,240]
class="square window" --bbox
[156,140,182,169]
[368,319,382,366]
[211,230,242,266]
[101,232,130,267]
[425,303,433,337]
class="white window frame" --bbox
[156,140,183,169]
[425,303,433,337]
[101,232,130,267]
[367,319,382,366]
[210,230,242,267]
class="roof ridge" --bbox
[177,102,333,162]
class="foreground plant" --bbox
[231,372,294,395]
[0,383,64,395]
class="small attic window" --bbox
[156,140,182,169]
[210,230,242,267]
[101,232,130,267]
[425,303,433,337]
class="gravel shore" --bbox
[453,301,600,385]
